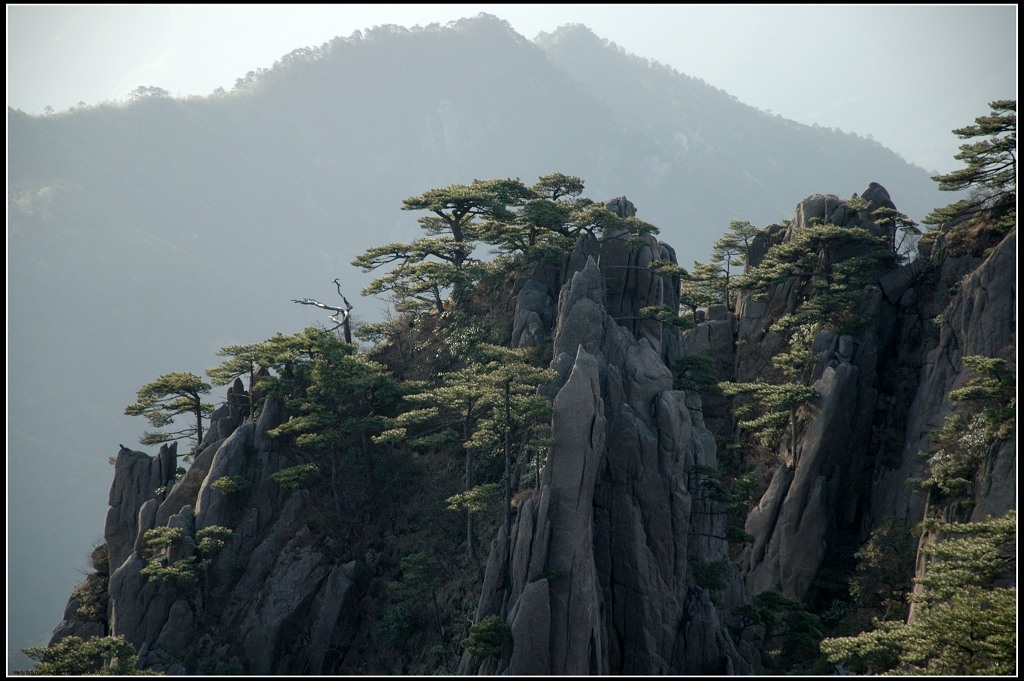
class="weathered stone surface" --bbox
[870,228,1017,527]
[305,561,359,675]
[879,257,925,304]
[48,576,107,645]
[109,553,174,652]
[462,228,747,675]
[732,190,1015,627]
[239,532,332,673]
[48,189,1015,676]
[106,443,177,571]
[508,578,551,675]
[604,195,636,218]
[972,430,1016,528]
[743,335,875,599]
[78,390,364,675]
[154,599,195,657]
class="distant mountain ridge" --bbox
[8,13,950,671]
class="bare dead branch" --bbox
[293,280,355,343]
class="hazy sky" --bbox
[6,4,1017,174]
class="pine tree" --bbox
[124,372,213,454]
[821,512,1016,675]
[19,635,146,676]
[710,220,760,310]
[923,100,1016,230]
[375,344,553,560]
[353,178,533,313]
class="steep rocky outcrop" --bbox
[685,186,1015,615]
[64,392,364,675]
[462,230,753,674]
[42,185,1015,676]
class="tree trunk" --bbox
[465,446,475,561]
[503,381,512,545]
[193,393,204,447]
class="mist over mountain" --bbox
[8,14,951,670]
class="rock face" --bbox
[44,187,1015,675]
[704,186,1016,611]
[77,395,363,675]
[462,229,752,674]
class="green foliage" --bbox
[389,552,445,639]
[719,380,818,449]
[949,355,1015,440]
[737,223,893,335]
[871,206,921,262]
[689,557,727,591]
[19,635,150,676]
[679,260,726,316]
[637,304,695,329]
[385,343,554,557]
[261,327,402,453]
[734,589,823,672]
[355,173,661,316]
[915,412,990,504]
[710,219,760,309]
[392,344,553,453]
[822,512,1016,675]
[446,482,501,514]
[673,355,721,393]
[916,355,1015,508]
[483,185,659,262]
[124,372,214,453]
[768,323,816,380]
[849,517,916,620]
[353,177,534,313]
[923,100,1016,230]
[688,465,756,548]
[139,525,232,589]
[210,475,252,495]
[725,525,755,545]
[142,526,183,551]
[390,552,441,600]
[68,574,108,623]
[647,258,687,278]
[195,525,233,554]
[373,600,417,652]
[269,463,319,490]
[206,341,262,387]
[461,615,511,658]
[914,511,1015,604]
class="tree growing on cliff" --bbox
[19,635,146,676]
[719,379,818,462]
[248,327,404,514]
[710,219,759,310]
[480,173,659,262]
[124,372,213,455]
[737,223,893,335]
[734,589,823,672]
[821,511,1016,675]
[923,100,1016,230]
[871,206,921,263]
[677,260,725,317]
[375,344,553,560]
[478,173,579,256]
[353,178,533,313]
[913,355,1015,512]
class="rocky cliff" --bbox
[682,185,1015,616]
[44,187,1014,675]
[461,226,751,674]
